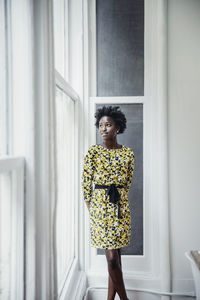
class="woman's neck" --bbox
[101,139,120,149]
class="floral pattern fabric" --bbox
[82,144,135,249]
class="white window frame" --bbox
[83,0,170,294]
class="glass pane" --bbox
[96,104,143,255]
[0,172,12,299]
[55,88,75,292]
[96,0,144,96]
[0,0,7,156]
[53,0,68,79]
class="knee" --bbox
[107,255,119,270]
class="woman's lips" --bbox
[102,133,108,136]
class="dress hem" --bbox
[90,242,130,250]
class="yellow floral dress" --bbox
[82,144,135,249]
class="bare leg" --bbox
[107,249,122,300]
[104,249,128,300]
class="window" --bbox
[90,0,144,257]
[0,2,24,298]
[96,0,144,96]
[0,0,8,156]
[53,0,68,79]
[55,85,75,293]
[1,0,84,299]
[53,0,79,296]
[96,103,143,256]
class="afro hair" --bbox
[94,105,127,134]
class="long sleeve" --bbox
[126,150,135,190]
[81,147,95,202]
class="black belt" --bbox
[94,184,124,219]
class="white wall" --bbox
[168,0,200,294]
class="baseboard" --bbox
[85,288,195,300]
[85,277,195,300]
[86,272,161,289]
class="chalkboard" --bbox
[96,103,143,255]
[96,0,144,96]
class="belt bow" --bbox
[95,183,123,219]
[105,184,120,204]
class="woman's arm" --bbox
[126,150,135,190]
[81,146,95,206]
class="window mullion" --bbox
[55,70,79,102]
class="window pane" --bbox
[96,103,143,255]
[55,88,75,292]
[0,172,12,299]
[96,0,144,96]
[53,0,68,79]
[0,0,7,156]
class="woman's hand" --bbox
[85,201,90,212]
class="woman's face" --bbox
[98,116,119,141]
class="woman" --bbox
[82,106,135,300]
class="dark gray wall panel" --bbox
[96,0,144,96]
[95,103,143,255]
